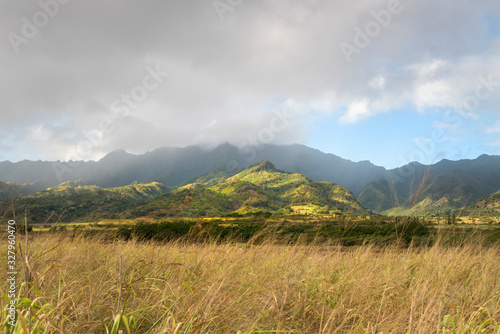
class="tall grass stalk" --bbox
[1,233,499,333]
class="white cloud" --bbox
[413,79,454,111]
[1,0,500,161]
[369,76,386,90]
[410,59,451,79]
[339,99,373,124]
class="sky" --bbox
[1,0,500,169]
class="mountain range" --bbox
[1,161,368,223]
[360,155,500,216]
[132,161,369,218]
[1,181,167,224]
[461,190,500,217]
[1,143,500,216]
[0,143,386,195]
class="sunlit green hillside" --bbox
[134,161,370,217]
[462,190,500,217]
[0,181,168,223]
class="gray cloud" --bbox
[1,0,499,161]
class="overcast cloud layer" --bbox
[1,0,500,165]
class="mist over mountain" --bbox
[0,143,386,196]
[1,143,500,217]
[0,161,369,222]
[358,155,500,215]
[132,160,370,218]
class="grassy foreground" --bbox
[1,232,500,333]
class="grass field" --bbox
[1,221,500,333]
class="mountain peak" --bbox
[58,180,86,187]
[246,161,278,173]
[100,149,135,162]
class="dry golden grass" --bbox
[2,234,500,333]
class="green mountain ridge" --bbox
[0,181,26,200]
[1,182,168,223]
[461,190,500,217]
[4,156,500,220]
[0,180,48,200]
[360,162,500,216]
[133,161,370,218]
[1,162,370,222]
[0,143,387,194]
[2,145,500,218]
